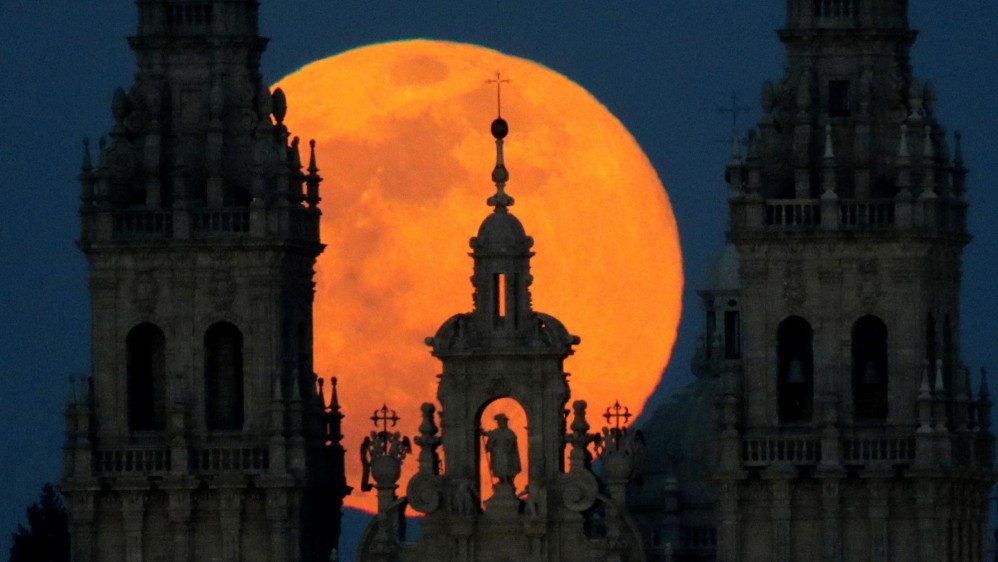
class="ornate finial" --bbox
[330,376,340,409]
[371,404,400,436]
[316,376,326,407]
[719,92,752,131]
[307,139,318,174]
[954,131,964,166]
[898,124,910,159]
[486,73,514,211]
[272,88,288,125]
[272,372,283,400]
[923,125,935,159]
[603,400,632,431]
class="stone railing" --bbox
[741,197,966,233]
[742,436,822,467]
[113,210,173,238]
[189,446,269,473]
[839,200,895,228]
[841,435,916,465]
[192,209,250,234]
[95,448,172,474]
[764,200,821,227]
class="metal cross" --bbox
[486,71,511,117]
[719,92,752,131]
[371,404,400,434]
[603,400,632,430]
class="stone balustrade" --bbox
[94,446,269,475]
[742,436,822,467]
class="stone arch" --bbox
[204,321,244,430]
[852,315,888,420]
[126,322,167,431]
[476,397,529,505]
[777,316,814,423]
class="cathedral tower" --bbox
[62,1,349,560]
[356,116,648,561]
[704,0,995,560]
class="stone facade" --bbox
[356,118,648,562]
[61,2,349,561]
[634,1,995,560]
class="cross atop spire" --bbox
[719,92,752,132]
[487,71,512,118]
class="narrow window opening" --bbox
[127,323,167,431]
[724,311,741,360]
[705,311,717,360]
[494,273,506,326]
[777,316,814,423]
[828,80,851,117]
[205,322,244,430]
[943,316,953,394]
[852,316,889,420]
[926,315,937,388]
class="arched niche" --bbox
[126,322,167,431]
[852,315,888,421]
[777,316,814,423]
[205,321,244,430]
[477,397,529,505]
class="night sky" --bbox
[1,2,996,558]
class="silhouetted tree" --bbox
[9,483,69,562]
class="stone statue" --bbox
[483,413,521,486]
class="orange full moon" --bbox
[273,40,682,513]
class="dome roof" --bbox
[471,209,533,254]
[628,376,718,509]
[705,243,740,292]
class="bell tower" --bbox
[61,1,349,561]
[705,0,995,560]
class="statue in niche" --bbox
[483,413,521,487]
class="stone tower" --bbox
[356,117,647,561]
[61,1,349,561]
[702,0,995,560]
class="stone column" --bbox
[821,478,842,562]
[219,489,242,562]
[167,491,191,562]
[266,490,290,562]
[121,491,145,562]
[716,480,740,562]
[70,492,97,562]
[868,480,888,562]
[771,480,792,562]
[916,480,937,562]
[937,482,952,562]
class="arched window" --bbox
[926,314,937,388]
[205,322,244,430]
[777,316,814,423]
[942,315,953,393]
[127,323,167,431]
[852,316,888,420]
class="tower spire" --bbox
[486,78,513,211]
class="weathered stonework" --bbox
[634,1,994,560]
[62,2,349,560]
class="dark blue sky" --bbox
[1,2,996,557]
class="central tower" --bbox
[357,116,647,562]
